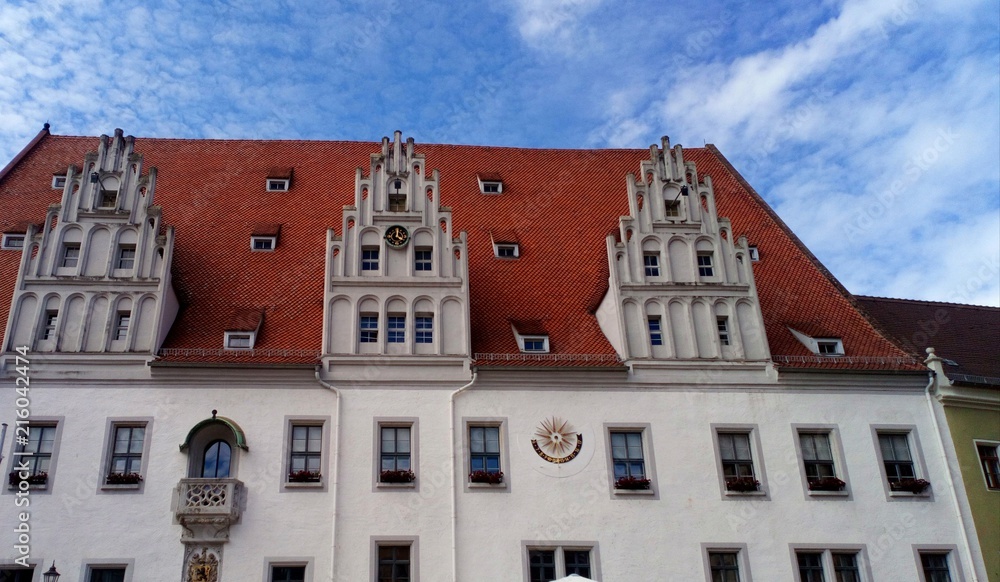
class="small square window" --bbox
[495,243,519,258]
[267,179,290,191]
[748,245,760,261]
[1,234,25,250]
[98,189,118,209]
[977,442,1000,490]
[114,312,130,341]
[225,332,255,349]
[116,245,136,269]
[52,175,67,189]
[698,252,714,277]
[648,317,663,346]
[362,247,380,271]
[270,565,306,582]
[61,243,80,268]
[665,200,680,217]
[252,236,277,251]
[377,544,411,582]
[415,315,433,344]
[415,248,432,272]
[41,310,58,340]
[360,314,378,343]
[388,191,407,212]
[717,317,730,346]
[643,252,660,277]
[387,315,405,344]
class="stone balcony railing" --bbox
[173,478,245,542]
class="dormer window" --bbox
[225,332,255,350]
[52,175,67,189]
[748,246,760,261]
[251,236,276,251]
[267,179,290,191]
[477,173,504,195]
[495,243,519,259]
[511,320,549,353]
[521,336,549,352]
[1,234,25,250]
[789,328,844,357]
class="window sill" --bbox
[888,490,931,499]
[467,481,506,489]
[724,490,766,497]
[8,483,47,491]
[285,481,324,489]
[612,488,655,497]
[100,483,141,491]
[807,489,849,498]
[376,481,416,489]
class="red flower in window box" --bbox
[106,472,143,485]
[469,470,504,484]
[288,470,322,483]
[380,469,416,483]
[890,478,930,494]
[725,476,760,492]
[808,477,846,491]
[614,476,651,490]
[8,471,47,486]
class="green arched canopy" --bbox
[179,416,249,451]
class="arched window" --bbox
[202,440,232,478]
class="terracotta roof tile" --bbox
[0,132,923,370]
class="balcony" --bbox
[173,478,245,542]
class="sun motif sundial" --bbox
[531,416,583,464]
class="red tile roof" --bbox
[0,130,921,370]
[857,296,1000,382]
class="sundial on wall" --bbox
[531,416,583,464]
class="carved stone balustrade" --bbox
[173,478,245,543]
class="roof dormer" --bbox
[477,173,504,195]
[511,320,549,353]
[224,309,264,350]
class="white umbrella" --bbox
[551,576,597,582]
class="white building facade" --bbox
[0,128,986,581]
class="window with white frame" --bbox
[116,244,136,269]
[793,549,866,582]
[918,551,956,582]
[61,243,80,267]
[817,339,844,356]
[1,233,25,249]
[52,174,67,189]
[360,314,379,343]
[495,243,519,258]
[114,311,130,341]
[252,236,277,251]
[643,252,660,277]
[41,310,58,340]
[270,565,306,582]
[526,546,595,582]
[480,180,502,194]
[415,315,433,344]
[362,247,380,271]
[717,317,730,346]
[224,331,254,350]
[288,424,322,483]
[520,336,548,352]
[648,317,663,346]
[748,245,760,261]
[977,442,1000,490]
[387,314,405,343]
[697,252,714,277]
[105,424,146,484]
[414,248,432,271]
[267,178,290,191]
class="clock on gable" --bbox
[384,225,409,248]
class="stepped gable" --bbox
[0,130,919,370]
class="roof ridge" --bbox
[856,295,1000,310]
[0,123,50,184]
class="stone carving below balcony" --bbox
[173,478,245,543]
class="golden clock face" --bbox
[385,225,409,248]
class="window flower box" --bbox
[106,472,143,485]
[808,477,846,491]
[469,470,504,484]
[288,470,321,483]
[380,469,415,484]
[889,478,930,494]
[725,476,760,492]
[614,476,651,490]
[8,471,47,486]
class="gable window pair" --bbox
[360,314,433,344]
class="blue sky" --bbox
[2,0,998,305]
